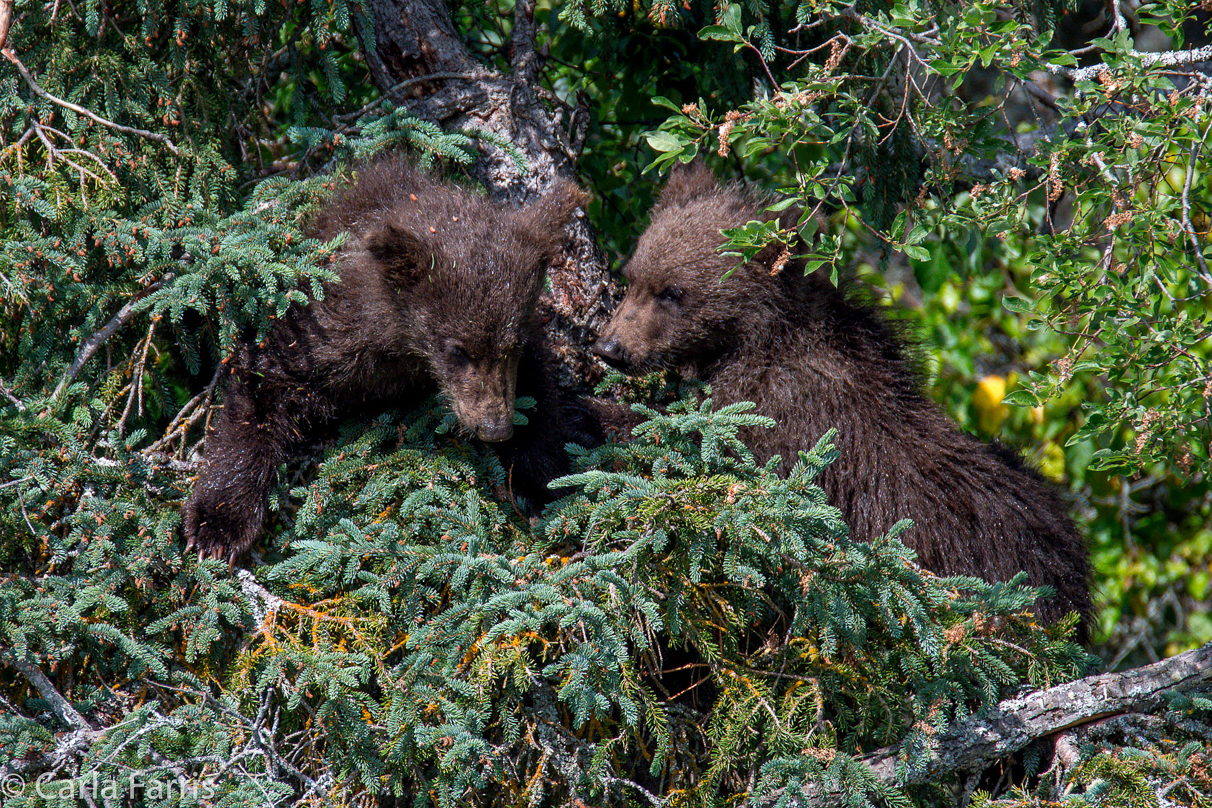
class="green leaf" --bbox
[645,131,686,154]
[1002,389,1040,407]
[1002,295,1035,313]
[650,96,684,113]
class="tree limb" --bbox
[865,640,1212,784]
[755,641,1212,805]
[50,274,173,402]
[4,50,179,155]
[1,648,96,732]
[1056,45,1212,82]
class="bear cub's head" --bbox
[593,161,794,375]
[321,158,586,442]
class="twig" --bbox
[0,377,24,410]
[844,9,942,47]
[3,49,179,154]
[1180,137,1212,285]
[146,369,221,454]
[50,274,173,402]
[1051,45,1212,82]
[1019,80,1060,114]
[116,316,157,434]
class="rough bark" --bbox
[357,0,616,387]
[754,641,1212,806]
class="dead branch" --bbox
[753,641,1212,805]
[50,274,173,403]
[1,648,96,732]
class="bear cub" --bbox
[185,156,593,561]
[593,162,1090,628]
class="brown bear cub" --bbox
[185,156,594,561]
[593,162,1090,628]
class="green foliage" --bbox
[0,398,1093,806]
[552,0,1212,657]
[2,0,1210,805]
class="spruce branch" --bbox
[3,49,180,155]
[50,274,173,404]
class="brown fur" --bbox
[594,162,1091,628]
[185,156,594,560]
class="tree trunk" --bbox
[356,0,617,387]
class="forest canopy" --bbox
[0,0,1210,805]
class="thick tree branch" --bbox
[755,642,1212,805]
[865,641,1212,783]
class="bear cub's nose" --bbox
[592,337,629,368]
[477,420,514,442]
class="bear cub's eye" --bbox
[655,287,684,306]
[447,345,472,365]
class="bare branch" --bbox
[50,274,173,402]
[3,50,179,154]
[1,649,96,732]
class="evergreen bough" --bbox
[4,393,1103,806]
[2,0,1211,805]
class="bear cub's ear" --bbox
[654,158,717,213]
[514,178,590,258]
[363,222,433,280]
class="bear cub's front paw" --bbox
[183,489,266,563]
